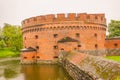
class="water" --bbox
[0,59,73,80]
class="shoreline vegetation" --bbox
[0,48,20,58]
[0,48,120,63]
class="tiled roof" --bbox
[21,47,36,52]
[58,37,78,43]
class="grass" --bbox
[105,56,120,62]
[0,48,20,58]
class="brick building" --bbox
[20,13,120,63]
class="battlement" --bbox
[22,13,106,27]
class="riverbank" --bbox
[0,48,20,58]
[0,57,20,63]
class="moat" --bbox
[0,59,73,80]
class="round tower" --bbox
[21,13,106,62]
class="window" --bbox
[94,33,97,37]
[74,48,77,50]
[24,57,27,59]
[95,44,98,49]
[114,43,118,47]
[36,46,39,49]
[53,45,58,49]
[32,56,35,58]
[37,56,40,58]
[53,34,58,38]
[78,45,81,47]
[61,48,64,50]
[35,35,38,39]
[76,33,80,37]
[54,56,58,58]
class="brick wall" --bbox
[105,38,120,49]
[22,13,106,61]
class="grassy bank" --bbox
[105,56,120,62]
[0,48,20,58]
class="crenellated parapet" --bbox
[22,13,106,27]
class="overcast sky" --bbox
[0,0,120,27]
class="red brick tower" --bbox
[21,13,106,63]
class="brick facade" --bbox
[105,37,120,49]
[21,13,108,62]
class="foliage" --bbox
[0,48,20,57]
[105,56,120,62]
[0,40,6,49]
[108,20,120,38]
[0,23,23,51]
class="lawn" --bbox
[0,48,20,58]
[105,56,120,62]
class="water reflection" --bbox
[22,64,73,80]
[0,60,73,80]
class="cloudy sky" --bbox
[0,0,120,27]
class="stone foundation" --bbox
[78,48,120,56]
[59,51,120,80]
[61,59,94,80]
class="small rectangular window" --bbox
[114,43,118,48]
[54,45,58,49]
[95,44,98,49]
[35,35,38,39]
[76,33,80,37]
[36,46,39,49]
[94,33,97,37]
[53,34,58,38]
[78,45,81,47]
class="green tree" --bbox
[2,23,23,51]
[0,40,6,49]
[108,20,120,38]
